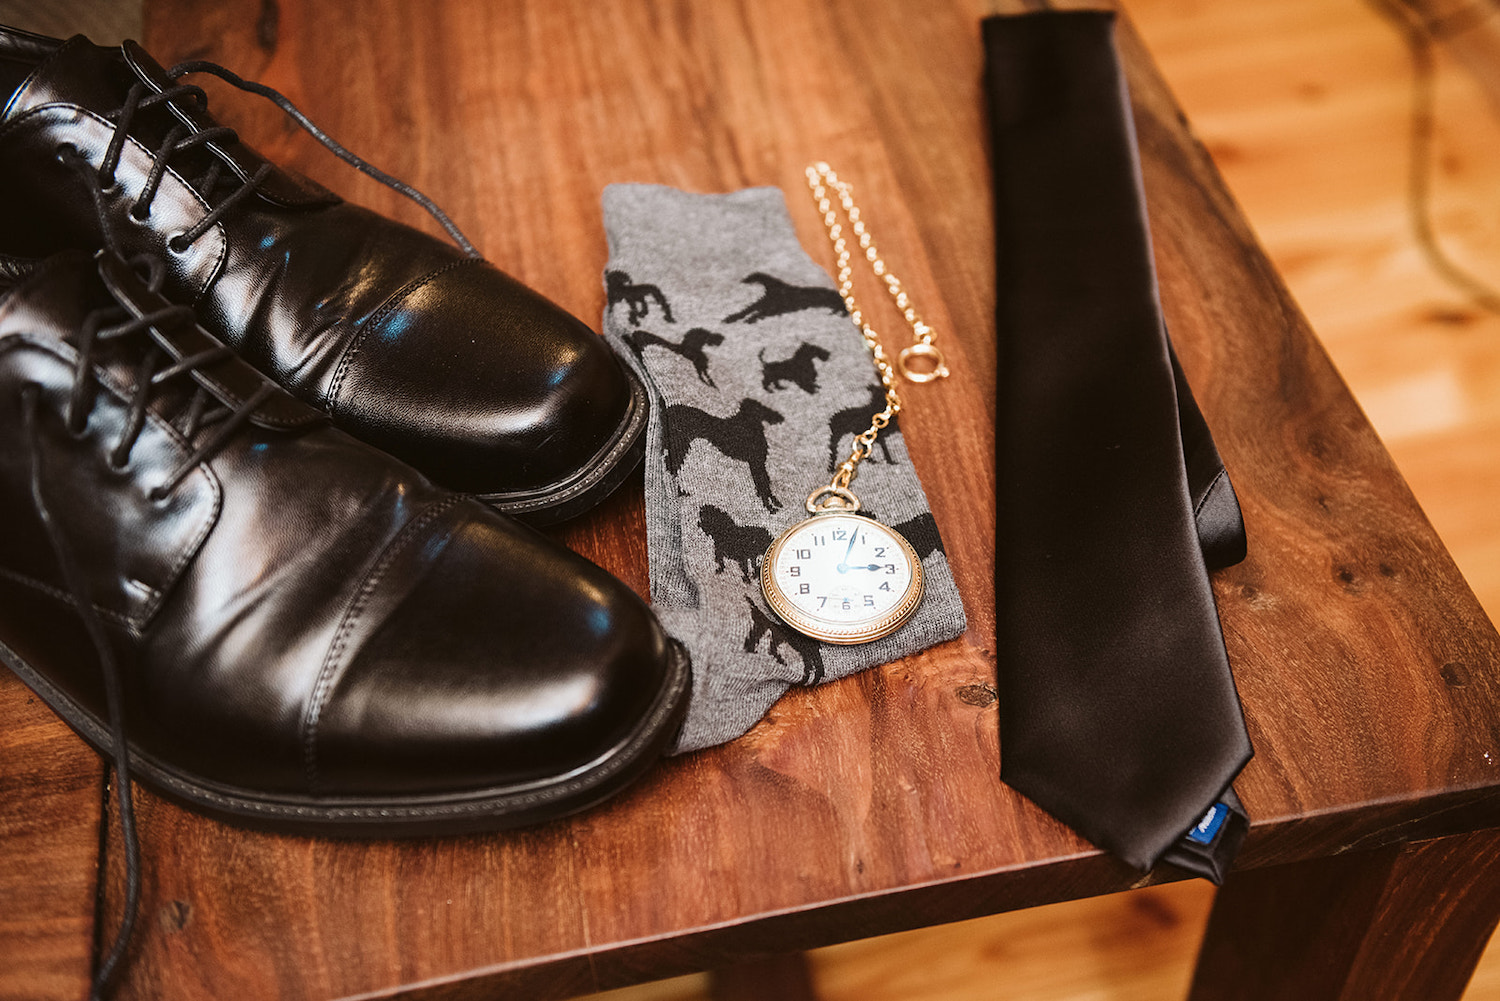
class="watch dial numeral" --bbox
[874,546,886,558]
[833,529,848,541]
[798,583,811,594]
[885,564,896,574]
[795,548,811,559]
[864,595,875,607]
[788,566,801,577]
[879,582,892,591]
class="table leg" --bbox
[1188,827,1500,1001]
[709,953,818,1001]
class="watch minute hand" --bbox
[842,530,859,564]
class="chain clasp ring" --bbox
[898,342,949,383]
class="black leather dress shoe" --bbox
[0,249,689,835]
[0,24,647,523]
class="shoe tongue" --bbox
[0,35,223,173]
[1,34,337,209]
[1,34,135,123]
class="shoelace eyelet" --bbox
[146,485,169,503]
[17,384,87,439]
[166,232,190,254]
[129,202,152,223]
[56,143,120,194]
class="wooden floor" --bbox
[582,0,1500,999]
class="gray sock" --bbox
[601,183,967,753]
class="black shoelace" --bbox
[90,54,479,258]
[20,253,273,1000]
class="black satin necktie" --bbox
[985,9,1253,880]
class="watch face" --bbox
[761,512,924,644]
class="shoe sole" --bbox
[0,636,691,838]
[478,364,649,526]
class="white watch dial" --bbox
[762,512,923,644]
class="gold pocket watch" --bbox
[762,486,924,644]
[761,163,949,644]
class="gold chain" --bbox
[806,161,950,496]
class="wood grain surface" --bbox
[3,0,1500,998]
[0,671,103,1001]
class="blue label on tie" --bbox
[1186,802,1228,846]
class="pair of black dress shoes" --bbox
[0,23,691,841]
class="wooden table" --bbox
[5,1,1500,999]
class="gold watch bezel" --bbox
[760,511,925,645]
